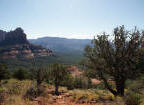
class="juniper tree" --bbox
[31,68,48,87]
[50,63,69,95]
[83,26,144,96]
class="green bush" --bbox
[24,85,38,100]
[92,83,105,89]
[125,92,142,105]
[8,82,22,95]
[87,78,92,88]
[13,69,30,80]
[0,64,11,82]
[62,76,90,90]
[61,75,75,90]
[73,77,88,89]
[24,85,45,100]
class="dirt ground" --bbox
[32,92,123,105]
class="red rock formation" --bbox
[0,28,53,59]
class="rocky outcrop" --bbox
[0,28,29,46]
[0,30,6,41]
[0,28,53,59]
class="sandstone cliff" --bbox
[0,28,52,59]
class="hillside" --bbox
[29,37,91,54]
[29,37,91,64]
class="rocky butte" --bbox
[0,28,52,59]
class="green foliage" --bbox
[2,79,33,97]
[30,68,48,86]
[50,63,69,95]
[84,69,97,78]
[0,52,83,70]
[83,26,144,96]
[8,82,22,95]
[125,92,142,105]
[125,78,144,95]
[24,84,46,100]
[87,77,92,88]
[24,85,39,100]
[13,69,30,80]
[92,83,105,89]
[73,77,88,89]
[50,63,69,83]
[61,74,75,90]
[0,64,10,82]
[61,75,92,90]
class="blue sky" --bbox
[0,0,144,39]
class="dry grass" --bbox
[69,89,116,103]
[2,79,33,95]
[0,79,131,105]
[1,79,34,105]
[4,95,33,105]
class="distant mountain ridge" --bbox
[29,37,91,54]
[0,28,52,59]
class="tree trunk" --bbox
[37,79,42,88]
[99,72,117,96]
[55,83,59,95]
[116,79,125,96]
[102,77,117,96]
[0,79,2,86]
[36,80,41,95]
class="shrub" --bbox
[24,85,38,100]
[13,69,30,80]
[125,92,142,105]
[30,68,48,87]
[73,77,88,89]
[87,78,92,89]
[62,76,89,90]
[61,75,74,90]
[3,79,32,96]
[0,88,6,105]
[92,83,105,89]
[24,85,45,100]
[0,64,10,83]
[8,82,22,95]
[69,89,99,103]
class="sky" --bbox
[0,0,144,39]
